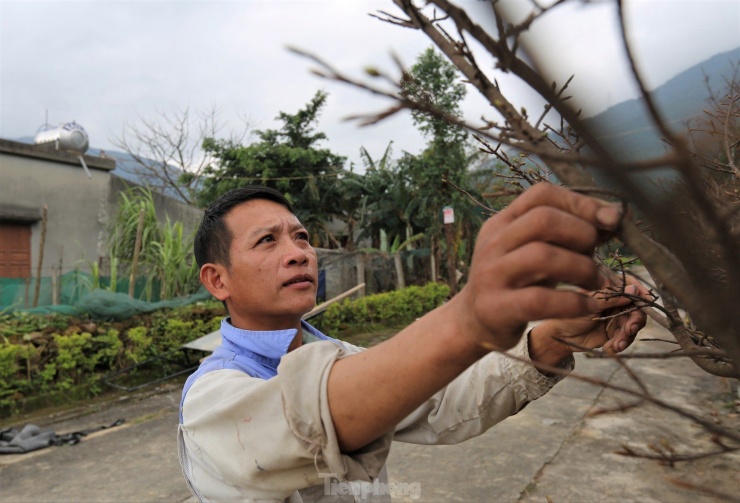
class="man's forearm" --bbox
[326,298,489,453]
[327,314,571,453]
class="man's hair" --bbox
[194,186,295,269]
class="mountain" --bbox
[11,48,738,192]
[90,149,193,203]
[87,148,151,182]
[584,47,739,161]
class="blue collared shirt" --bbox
[179,318,339,423]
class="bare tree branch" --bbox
[110,105,249,205]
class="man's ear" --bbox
[200,263,230,302]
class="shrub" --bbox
[314,282,450,335]
[0,343,37,405]
[0,302,225,416]
[124,326,152,364]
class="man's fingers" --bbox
[603,299,648,354]
[476,288,600,330]
[590,284,641,312]
[460,183,630,350]
[490,207,600,256]
[500,183,622,232]
[589,271,653,310]
[491,243,601,291]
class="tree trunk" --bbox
[356,253,365,298]
[444,223,458,295]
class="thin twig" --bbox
[441,174,497,214]
[498,348,740,444]
[668,478,740,503]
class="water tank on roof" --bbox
[34,121,89,154]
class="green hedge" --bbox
[0,302,224,416]
[1,284,451,416]
[313,282,450,335]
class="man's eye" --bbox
[296,232,309,241]
[258,235,275,244]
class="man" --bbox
[178,184,648,502]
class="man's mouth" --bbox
[283,274,314,287]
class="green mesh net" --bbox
[0,271,212,320]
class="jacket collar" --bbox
[219,317,333,363]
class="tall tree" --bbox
[400,47,479,280]
[198,91,347,248]
[328,169,366,251]
[402,47,467,143]
[354,142,410,250]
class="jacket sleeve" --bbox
[179,341,392,501]
[392,332,574,445]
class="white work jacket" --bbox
[178,319,570,502]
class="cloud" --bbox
[1,0,737,169]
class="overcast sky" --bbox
[1,0,738,171]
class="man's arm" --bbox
[327,184,640,453]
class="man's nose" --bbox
[284,240,309,266]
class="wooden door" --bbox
[0,223,32,278]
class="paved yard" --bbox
[1,318,738,503]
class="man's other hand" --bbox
[543,277,651,355]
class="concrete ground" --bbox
[0,318,738,503]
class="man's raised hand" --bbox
[451,183,625,352]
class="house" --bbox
[0,137,203,307]
[0,133,383,308]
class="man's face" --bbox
[218,199,318,330]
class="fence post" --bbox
[32,205,48,308]
[444,223,458,296]
[24,277,30,308]
[356,253,365,297]
[51,266,59,305]
[57,246,63,304]
[442,206,458,295]
[394,254,405,290]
